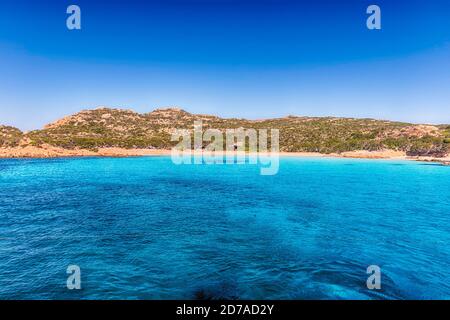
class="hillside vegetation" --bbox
[0,126,23,147]
[2,107,450,156]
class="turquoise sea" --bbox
[0,156,449,299]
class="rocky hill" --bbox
[2,107,450,157]
[0,126,23,147]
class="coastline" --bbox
[1,145,449,165]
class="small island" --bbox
[1,107,449,165]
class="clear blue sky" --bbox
[0,0,449,130]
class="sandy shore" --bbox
[0,145,449,165]
[0,145,173,158]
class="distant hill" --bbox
[2,107,450,157]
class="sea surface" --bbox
[0,156,449,299]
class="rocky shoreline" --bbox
[1,146,449,165]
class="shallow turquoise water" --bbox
[0,156,449,299]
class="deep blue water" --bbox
[0,156,449,300]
